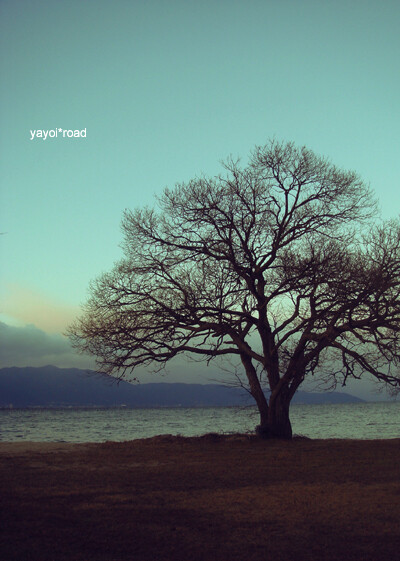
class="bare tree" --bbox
[68,140,400,438]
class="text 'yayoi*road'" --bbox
[29,128,87,140]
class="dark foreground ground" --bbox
[0,435,400,561]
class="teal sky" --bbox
[1,0,399,396]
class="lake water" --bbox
[1,402,400,442]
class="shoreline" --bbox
[1,433,399,454]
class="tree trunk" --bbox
[256,391,293,439]
[240,352,293,439]
[240,352,269,429]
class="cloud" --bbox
[1,283,81,333]
[0,323,390,400]
[0,320,225,381]
[0,322,95,369]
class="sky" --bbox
[0,0,399,399]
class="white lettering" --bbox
[28,127,87,139]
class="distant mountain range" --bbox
[0,366,364,408]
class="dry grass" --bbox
[1,435,400,560]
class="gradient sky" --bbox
[1,0,399,397]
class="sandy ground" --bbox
[1,435,400,561]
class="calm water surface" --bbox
[0,402,399,442]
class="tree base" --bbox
[256,424,293,440]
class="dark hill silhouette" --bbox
[0,366,364,408]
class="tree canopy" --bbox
[68,140,400,438]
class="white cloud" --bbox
[1,283,81,333]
